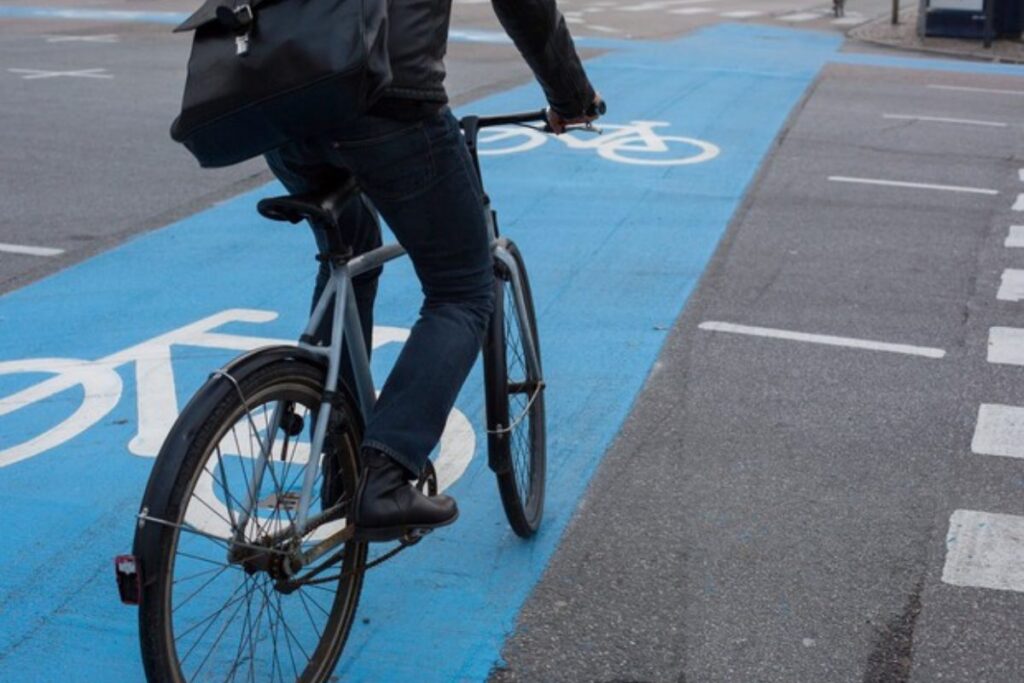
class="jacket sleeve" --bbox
[490,0,596,117]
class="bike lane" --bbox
[0,24,842,680]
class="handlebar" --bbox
[473,100,607,130]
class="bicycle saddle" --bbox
[257,179,359,227]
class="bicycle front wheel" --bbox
[484,239,547,538]
[136,356,366,683]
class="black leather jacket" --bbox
[383,0,596,117]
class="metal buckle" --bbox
[234,3,254,25]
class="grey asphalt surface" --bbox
[3,1,1021,681]
[493,64,1024,682]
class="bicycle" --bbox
[117,109,553,682]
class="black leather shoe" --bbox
[352,450,458,542]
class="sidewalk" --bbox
[851,8,1024,63]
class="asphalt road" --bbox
[493,59,1024,682]
[3,1,1023,682]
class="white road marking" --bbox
[832,16,865,25]
[828,176,999,195]
[943,509,1024,593]
[997,269,1024,302]
[45,34,118,43]
[619,0,709,11]
[586,24,620,32]
[779,12,821,21]
[928,84,1024,96]
[720,10,763,17]
[972,404,1024,458]
[1019,168,1024,182]
[988,327,1024,366]
[1013,194,1024,211]
[882,113,1007,128]
[1006,226,1024,248]
[698,321,946,358]
[0,242,65,257]
[8,68,112,80]
[670,7,713,13]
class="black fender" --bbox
[131,344,344,589]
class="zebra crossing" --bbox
[944,171,1024,596]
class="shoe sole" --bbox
[352,509,460,543]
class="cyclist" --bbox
[264,0,602,542]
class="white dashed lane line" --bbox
[928,84,1024,96]
[882,113,1008,128]
[698,322,947,358]
[0,243,64,257]
[828,176,999,195]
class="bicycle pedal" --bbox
[399,527,433,546]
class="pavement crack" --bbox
[862,578,924,683]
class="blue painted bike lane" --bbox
[0,24,842,681]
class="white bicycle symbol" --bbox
[478,120,720,166]
[0,309,475,492]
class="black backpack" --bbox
[170,0,391,168]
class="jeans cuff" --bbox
[363,439,420,477]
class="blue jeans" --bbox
[265,108,494,475]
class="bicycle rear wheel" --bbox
[484,239,547,538]
[136,356,366,683]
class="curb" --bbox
[847,9,1024,65]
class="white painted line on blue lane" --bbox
[828,176,999,195]
[972,404,1024,458]
[944,509,1024,593]
[699,322,946,358]
[0,242,64,257]
[997,269,1024,301]
[882,114,1007,127]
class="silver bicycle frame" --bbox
[238,197,541,537]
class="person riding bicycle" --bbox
[265,0,602,542]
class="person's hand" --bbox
[547,94,604,134]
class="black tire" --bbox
[136,358,366,683]
[484,239,547,538]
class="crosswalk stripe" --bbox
[670,7,713,13]
[1006,226,1024,248]
[943,510,1024,593]
[987,327,1024,366]
[997,269,1024,302]
[972,404,1024,458]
